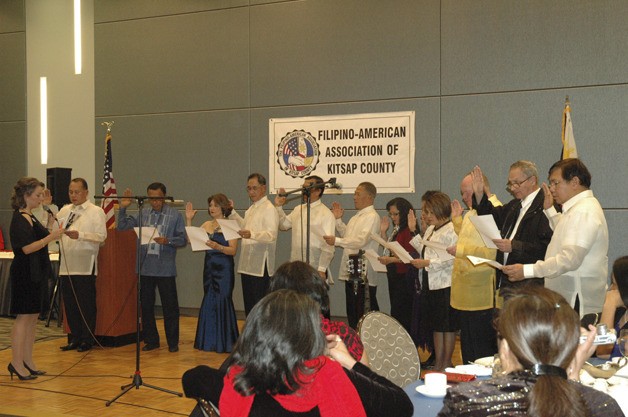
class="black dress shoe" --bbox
[77,343,92,352]
[60,342,79,351]
[8,363,37,381]
[23,362,46,376]
[168,345,179,353]
[142,344,159,351]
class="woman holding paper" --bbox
[409,191,458,371]
[186,193,239,352]
[378,197,419,336]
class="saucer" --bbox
[474,356,495,367]
[415,384,449,398]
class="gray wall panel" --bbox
[0,33,25,122]
[442,0,628,95]
[0,0,24,33]
[250,0,440,106]
[95,9,249,116]
[606,210,628,281]
[95,0,248,23]
[0,122,26,214]
[441,87,628,208]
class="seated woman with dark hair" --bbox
[269,260,366,364]
[436,286,623,417]
[221,289,364,416]
[182,263,413,417]
[597,255,628,359]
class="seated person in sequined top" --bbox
[437,286,623,417]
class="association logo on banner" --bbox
[276,129,320,178]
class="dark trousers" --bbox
[345,281,379,329]
[60,274,97,345]
[458,308,497,364]
[241,268,270,317]
[140,275,179,348]
[387,268,414,334]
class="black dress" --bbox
[9,210,52,314]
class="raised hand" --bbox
[120,188,133,208]
[274,188,287,207]
[451,199,463,218]
[380,215,390,237]
[43,188,53,206]
[471,165,485,203]
[331,202,344,219]
[541,182,554,210]
[185,202,197,226]
[408,209,417,233]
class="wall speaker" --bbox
[46,167,72,207]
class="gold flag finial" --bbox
[101,121,114,132]
[565,95,570,105]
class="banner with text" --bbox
[269,111,415,194]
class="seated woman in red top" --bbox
[220,289,365,417]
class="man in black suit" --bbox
[471,162,553,302]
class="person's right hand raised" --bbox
[185,202,197,222]
[380,215,390,237]
[541,182,554,210]
[471,165,485,203]
[120,188,133,208]
[451,199,463,218]
[331,202,344,219]
[408,209,417,233]
[274,188,287,207]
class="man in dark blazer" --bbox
[471,162,553,301]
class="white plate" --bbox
[415,384,449,398]
[474,356,495,367]
[454,364,492,377]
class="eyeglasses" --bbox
[506,176,533,190]
[246,186,261,191]
[388,211,400,217]
[548,179,566,188]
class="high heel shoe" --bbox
[23,362,46,376]
[7,363,37,381]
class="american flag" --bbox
[101,130,118,229]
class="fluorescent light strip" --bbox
[40,77,48,165]
[74,0,82,74]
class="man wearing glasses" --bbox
[471,161,553,301]
[230,173,279,316]
[503,158,608,316]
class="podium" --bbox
[63,229,138,346]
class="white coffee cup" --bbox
[424,372,447,394]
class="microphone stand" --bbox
[93,195,182,406]
[278,178,338,265]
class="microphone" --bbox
[43,205,56,218]
[166,199,185,206]
[326,182,342,190]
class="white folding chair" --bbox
[357,311,420,387]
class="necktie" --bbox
[501,200,522,239]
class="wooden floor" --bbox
[0,316,462,417]
[0,316,230,417]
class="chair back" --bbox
[357,311,420,387]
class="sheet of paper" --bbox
[216,219,242,241]
[387,241,414,263]
[134,226,159,245]
[369,233,413,264]
[185,226,211,251]
[363,249,388,273]
[420,239,454,261]
[469,215,500,249]
[466,255,503,270]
